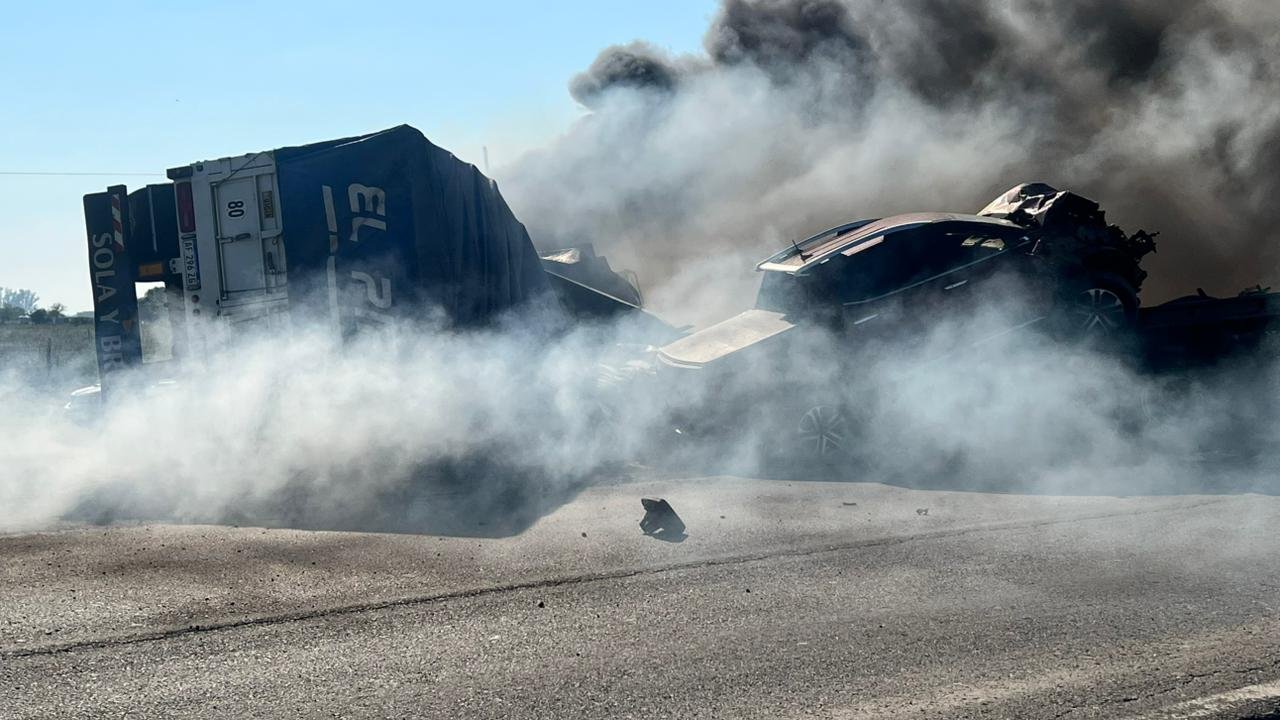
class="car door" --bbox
[820,226,947,350]
[826,222,1030,351]
[908,221,1036,350]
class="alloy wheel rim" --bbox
[1073,288,1126,332]
[798,405,849,457]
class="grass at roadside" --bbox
[0,324,97,390]
[1,319,176,394]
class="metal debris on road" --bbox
[639,498,687,541]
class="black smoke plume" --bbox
[504,0,1280,325]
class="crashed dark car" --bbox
[651,184,1157,461]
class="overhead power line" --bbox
[0,171,164,177]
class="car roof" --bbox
[756,212,1023,274]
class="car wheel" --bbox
[1056,275,1137,343]
[796,404,851,461]
[1073,287,1129,333]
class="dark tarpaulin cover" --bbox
[274,125,553,328]
[540,244,644,308]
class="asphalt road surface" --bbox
[3,475,1280,719]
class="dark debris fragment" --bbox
[640,498,687,542]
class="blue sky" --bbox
[0,1,716,311]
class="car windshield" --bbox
[755,269,836,315]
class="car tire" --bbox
[1056,273,1138,343]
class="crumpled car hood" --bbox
[656,309,797,368]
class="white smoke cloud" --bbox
[2,289,1278,535]
[3,0,1280,535]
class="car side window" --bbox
[946,226,1024,262]
[825,223,1025,304]
[820,240,916,304]
[957,232,1005,252]
[912,223,1025,278]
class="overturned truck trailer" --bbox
[83,125,639,398]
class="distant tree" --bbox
[0,305,21,323]
[47,302,66,321]
[28,308,50,324]
[138,286,167,322]
[0,287,38,313]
